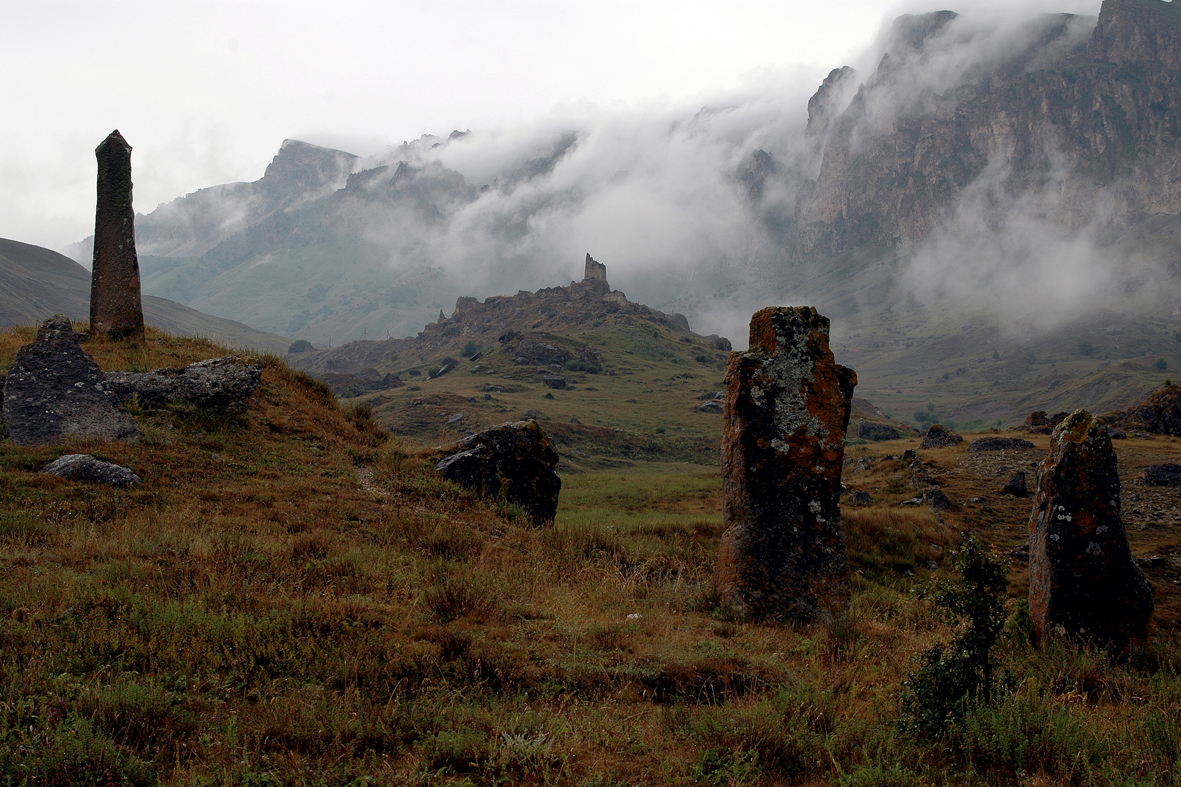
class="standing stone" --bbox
[716,306,857,623]
[2,315,140,445]
[1028,410,1153,657]
[90,131,145,340]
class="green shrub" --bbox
[462,340,478,358]
[1156,357,1169,371]
[287,339,314,354]
[914,411,933,424]
[899,534,1008,739]
[427,365,442,379]
[1079,341,1095,356]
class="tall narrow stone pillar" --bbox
[716,306,857,623]
[90,130,145,340]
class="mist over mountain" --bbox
[66,0,1181,397]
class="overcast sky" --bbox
[0,0,1103,252]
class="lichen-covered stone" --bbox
[1028,409,1154,657]
[90,130,145,340]
[716,306,857,623]
[1,315,140,446]
[1103,384,1181,436]
[435,419,561,526]
[41,454,142,488]
[105,356,261,415]
[920,423,962,448]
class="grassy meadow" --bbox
[0,324,1179,785]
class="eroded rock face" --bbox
[41,454,142,488]
[920,423,962,448]
[435,419,561,527]
[2,315,140,446]
[716,306,857,623]
[105,356,262,415]
[90,131,145,340]
[1107,384,1181,436]
[1029,409,1154,656]
[515,339,569,367]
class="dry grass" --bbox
[0,323,1179,785]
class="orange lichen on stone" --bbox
[1028,409,1154,658]
[716,306,857,623]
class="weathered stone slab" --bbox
[1028,409,1154,657]
[968,437,1034,452]
[41,454,142,488]
[1,315,140,446]
[920,423,962,448]
[1142,463,1181,487]
[716,306,857,623]
[435,419,561,527]
[90,130,145,340]
[105,356,262,415]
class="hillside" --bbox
[0,324,1177,784]
[0,238,292,353]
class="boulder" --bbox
[1003,471,1029,497]
[697,401,724,414]
[578,345,602,368]
[925,487,951,511]
[968,437,1035,452]
[1142,463,1181,487]
[2,315,140,446]
[847,490,872,505]
[716,306,857,623]
[105,356,262,415]
[1028,410,1154,657]
[543,375,567,390]
[41,454,142,488]
[515,339,569,366]
[1023,411,1069,434]
[920,423,963,448]
[857,421,901,441]
[435,420,562,527]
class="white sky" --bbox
[0,0,1102,252]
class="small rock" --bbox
[697,401,724,414]
[41,454,142,488]
[543,392,555,400]
[925,488,951,511]
[1135,555,1169,569]
[920,424,963,449]
[900,497,923,506]
[848,490,872,504]
[969,496,987,504]
[627,612,643,621]
[902,449,919,461]
[569,416,581,424]
[1003,471,1029,497]
[447,412,464,424]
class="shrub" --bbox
[914,411,933,424]
[899,534,1008,739]
[1079,341,1095,356]
[461,340,478,358]
[427,365,442,379]
[287,339,314,354]
[1155,357,1169,371]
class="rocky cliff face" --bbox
[785,0,1181,262]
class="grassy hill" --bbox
[1,323,1178,784]
[0,238,293,354]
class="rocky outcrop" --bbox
[90,131,145,341]
[716,306,857,623]
[41,454,143,488]
[857,421,901,441]
[435,420,562,527]
[786,0,1181,263]
[105,356,262,415]
[969,437,1035,452]
[1,315,140,446]
[920,423,962,448]
[516,339,569,367]
[1028,409,1154,656]
[1103,384,1181,436]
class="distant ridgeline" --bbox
[288,255,724,380]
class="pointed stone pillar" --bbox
[716,306,857,623]
[90,130,144,340]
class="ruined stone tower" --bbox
[90,130,145,340]
[583,253,607,284]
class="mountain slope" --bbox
[0,237,292,353]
